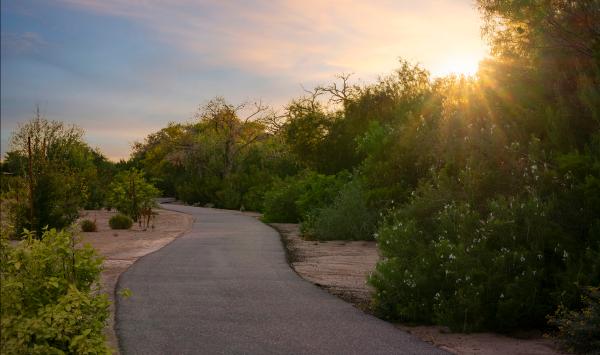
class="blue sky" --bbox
[1,0,487,160]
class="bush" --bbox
[108,168,159,225]
[80,219,97,232]
[109,214,133,230]
[262,171,347,223]
[0,229,110,354]
[215,183,242,210]
[548,286,600,354]
[262,177,305,222]
[304,179,377,240]
[369,191,600,332]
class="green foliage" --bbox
[3,114,116,237]
[548,286,600,354]
[304,179,377,241]
[369,186,600,332]
[109,214,133,230]
[131,101,297,210]
[364,8,600,330]
[108,168,159,224]
[261,177,305,223]
[0,229,110,354]
[262,171,347,223]
[80,219,97,232]
[283,100,339,172]
[83,150,118,210]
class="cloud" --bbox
[2,1,489,160]
[1,31,48,56]
[56,0,488,79]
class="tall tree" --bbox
[6,111,103,236]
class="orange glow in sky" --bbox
[2,0,489,160]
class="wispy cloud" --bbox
[56,0,488,78]
[2,1,488,160]
[1,31,48,56]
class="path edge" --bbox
[111,206,194,354]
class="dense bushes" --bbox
[303,180,377,240]
[262,171,347,223]
[130,101,298,211]
[368,190,600,331]
[109,214,133,230]
[364,0,600,333]
[0,229,109,354]
[261,172,376,241]
[548,286,600,354]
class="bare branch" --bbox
[314,73,356,105]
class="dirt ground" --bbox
[270,223,563,355]
[271,223,378,310]
[78,209,193,354]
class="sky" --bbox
[1,0,488,161]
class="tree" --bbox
[282,98,334,171]
[477,0,600,148]
[194,97,278,179]
[108,169,159,228]
[4,111,102,237]
[132,97,294,209]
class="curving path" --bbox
[116,204,446,355]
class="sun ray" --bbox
[435,53,482,77]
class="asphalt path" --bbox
[116,204,447,355]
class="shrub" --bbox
[548,286,600,354]
[369,192,600,332]
[262,171,347,223]
[241,184,268,212]
[262,177,305,222]
[0,229,110,354]
[109,214,133,230]
[215,184,241,210]
[108,168,159,226]
[304,179,377,240]
[80,219,97,232]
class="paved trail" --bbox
[116,204,446,355]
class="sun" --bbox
[434,53,482,77]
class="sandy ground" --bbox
[271,223,378,310]
[270,223,563,355]
[78,208,194,354]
